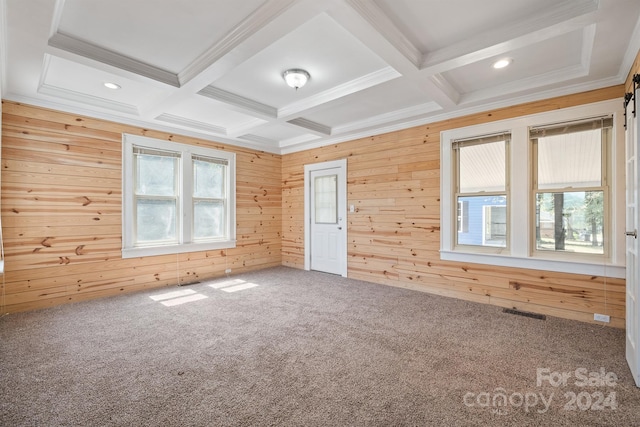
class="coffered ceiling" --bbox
[2,0,639,154]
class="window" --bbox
[314,174,338,224]
[440,100,624,278]
[531,117,611,256]
[122,134,236,258]
[453,133,509,250]
[457,200,469,233]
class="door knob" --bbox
[337,226,342,230]
[626,230,637,238]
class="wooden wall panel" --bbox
[625,47,640,92]
[282,85,627,328]
[0,101,282,313]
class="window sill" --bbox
[440,250,624,279]
[122,240,236,259]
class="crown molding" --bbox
[0,0,6,95]
[344,0,422,68]
[459,64,589,106]
[38,83,139,115]
[580,23,596,71]
[278,66,401,118]
[225,118,270,138]
[420,0,599,75]
[620,12,640,84]
[198,86,277,119]
[280,77,622,155]
[155,113,227,135]
[178,0,297,85]
[287,118,331,135]
[332,101,441,134]
[238,133,278,146]
[280,133,321,147]
[3,92,280,154]
[48,32,180,87]
[428,73,461,107]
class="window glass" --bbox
[537,129,601,189]
[456,196,507,247]
[135,154,177,196]
[123,135,236,258]
[136,199,177,243]
[459,140,505,193]
[455,135,509,249]
[193,159,225,199]
[535,191,604,254]
[315,175,337,224]
[532,117,610,256]
[193,200,224,239]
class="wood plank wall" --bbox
[0,101,282,313]
[282,85,627,328]
[625,47,640,92]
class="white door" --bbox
[626,88,640,387]
[304,159,347,276]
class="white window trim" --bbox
[440,99,625,278]
[122,134,236,258]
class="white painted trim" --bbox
[155,113,227,135]
[122,134,236,258]
[460,64,588,106]
[287,118,331,135]
[440,99,625,277]
[48,33,180,87]
[198,86,277,119]
[332,101,442,135]
[278,67,401,119]
[0,0,7,94]
[420,0,599,74]
[38,82,140,115]
[280,77,623,155]
[304,159,348,277]
[441,250,625,279]
[3,92,281,154]
[344,0,422,68]
[619,11,640,82]
[177,0,298,85]
[122,241,237,259]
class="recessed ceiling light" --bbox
[492,58,512,69]
[103,82,121,90]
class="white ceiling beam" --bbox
[0,0,8,94]
[138,0,333,121]
[277,67,401,119]
[286,118,332,136]
[48,33,181,87]
[420,0,600,75]
[198,86,277,119]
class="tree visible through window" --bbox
[531,117,611,255]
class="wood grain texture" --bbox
[282,85,626,328]
[0,101,282,313]
[625,47,640,92]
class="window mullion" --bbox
[182,153,193,245]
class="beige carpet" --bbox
[1,266,639,426]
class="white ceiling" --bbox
[2,0,639,154]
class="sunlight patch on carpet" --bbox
[160,293,208,307]
[208,279,246,289]
[209,279,259,293]
[220,282,259,293]
[150,289,197,301]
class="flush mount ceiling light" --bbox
[492,58,512,69]
[103,82,121,90]
[283,69,310,90]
